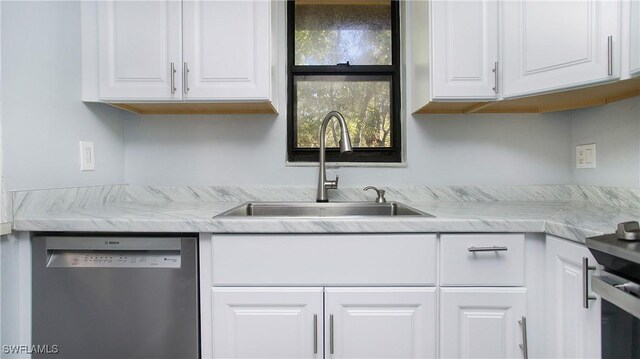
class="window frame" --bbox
[286,0,402,163]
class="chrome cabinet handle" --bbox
[607,35,613,76]
[492,61,499,93]
[183,62,190,94]
[170,62,177,94]
[518,316,528,359]
[468,246,508,252]
[313,314,318,354]
[329,314,334,355]
[583,257,597,308]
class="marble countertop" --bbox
[12,199,640,244]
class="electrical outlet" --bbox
[576,143,596,169]
[80,141,95,171]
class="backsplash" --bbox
[123,185,572,203]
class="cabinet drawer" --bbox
[440,234,525,286]
[212,234,437,286]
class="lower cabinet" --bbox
[212,287,323,358]
[440,288,528,358]
[204,233,603,358]
[545,235,601,359]
[212,287,437,359]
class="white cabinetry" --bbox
[83,0,277,112]
[545,235,601,359]
[430,0,499,100]
[97,1,182,100]
[439,234,529,359]
[325,288,437,359]
[182,0,271,101]
[212,287,323,359]
[503,0,621,98]
[211,287,435,359]
[631,0,640,76]
[440,288,527,359]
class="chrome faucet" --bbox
[316,111,353,202]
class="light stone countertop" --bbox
[12,199,640,244]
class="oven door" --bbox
[593,273,640,358]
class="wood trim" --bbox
[295,0,390,6]
[108,101,278,115]
[414,77,640,115]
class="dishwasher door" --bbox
[32,234,199,359]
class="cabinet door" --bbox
[440,288,527,358]
[182,0,271,101]
[545,235,601,359]
[324,287,437,359]
[503,0,620,98]
[212,287,323,359]
[97,1,182,100]
[631,0,640,76]
[431,0,499,100]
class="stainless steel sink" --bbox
[216,202,434,218]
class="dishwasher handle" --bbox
[45,236,183,251]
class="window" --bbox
[287,0,401,163]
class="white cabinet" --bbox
[325,288,437,359]
[440,288,528,358]
[97,1,182,100]
[545,235,601,359]
[84,0,276,110]
[440,234,525,287]
[212,287,323,359]
[503,0,621,98]
[631,0,640,76]
[430,0,499,100]
[212,234,437,286]
[211,287,435,359]
[182,0,271,101]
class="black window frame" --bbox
[286,0,402,163]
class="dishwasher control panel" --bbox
[47,250,181,268]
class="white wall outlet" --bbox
[79,141,95,171]
[576,143,596,169]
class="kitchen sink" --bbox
[215,202,435,218]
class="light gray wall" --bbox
[571,97,640,187]
[124,111,573,187]
[1,1,126,191]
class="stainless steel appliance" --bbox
[587,222,640,358]
[32,234,199,359]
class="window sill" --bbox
[286,161,408,168]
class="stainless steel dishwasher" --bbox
[32,234,199,359]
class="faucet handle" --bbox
[325,175,339,189]
[363,186,386,203]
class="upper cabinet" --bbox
[411,0,640,115]
[182,1,271,101]
[97,1,182,101]
[503,0,620,98]
[430,0,499,100]
[631,0,640,76]
[82,0,278,115]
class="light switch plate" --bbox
[576,143,596,169]
[80,141,95,171]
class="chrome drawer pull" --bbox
[468,246,508,252]
[329,314,334,354]
[492,61,499,93]
[313,314,318,354]
[518,316,528,359]
[170,62,177,94]
[607,35,613,76]
[583,257,597,308]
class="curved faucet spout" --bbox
[317,111,353,202]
